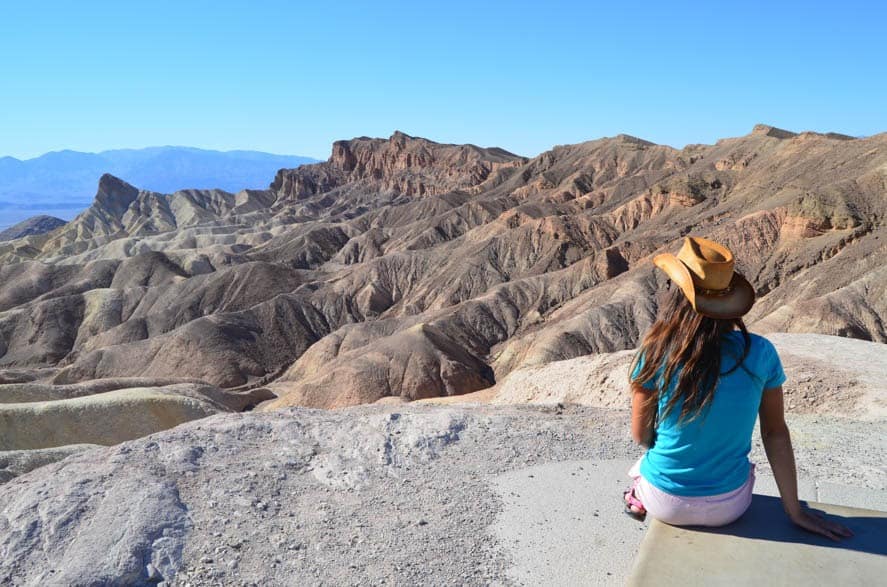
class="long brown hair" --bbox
[629,285,750,426]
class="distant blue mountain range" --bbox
[0,146,318,229]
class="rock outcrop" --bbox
[271,131,523,202]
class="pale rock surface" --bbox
[490,333,887,419]
[0,444,99,483]
[766,333,887,419]
[0,384,231,451]
[0,404,883,586]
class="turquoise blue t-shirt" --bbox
[631,331,786,496]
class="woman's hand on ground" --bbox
[789,509,854,541]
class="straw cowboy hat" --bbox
[653,236,755,319]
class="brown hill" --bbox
[0,127,884,409]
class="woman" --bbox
[624,236,852,541]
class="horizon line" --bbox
[3,123,881,163]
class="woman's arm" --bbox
[631,382,655,448]
[758,386,853,541]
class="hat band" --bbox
[696,284,733,296]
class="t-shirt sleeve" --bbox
[763,340,787,390]
[629,351,658,391]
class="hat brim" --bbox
[653,253,755,319]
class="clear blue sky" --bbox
[1,1,885,159]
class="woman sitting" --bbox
[624,237,852,541]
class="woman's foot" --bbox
[623,486,647,521]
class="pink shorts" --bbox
[627,457,755,527]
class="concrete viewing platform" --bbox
[628,496,887,586]
[492,459,887,586]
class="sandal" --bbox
[623,481,647,521]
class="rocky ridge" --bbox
[0,126,883,411]
[0,215,66,241]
